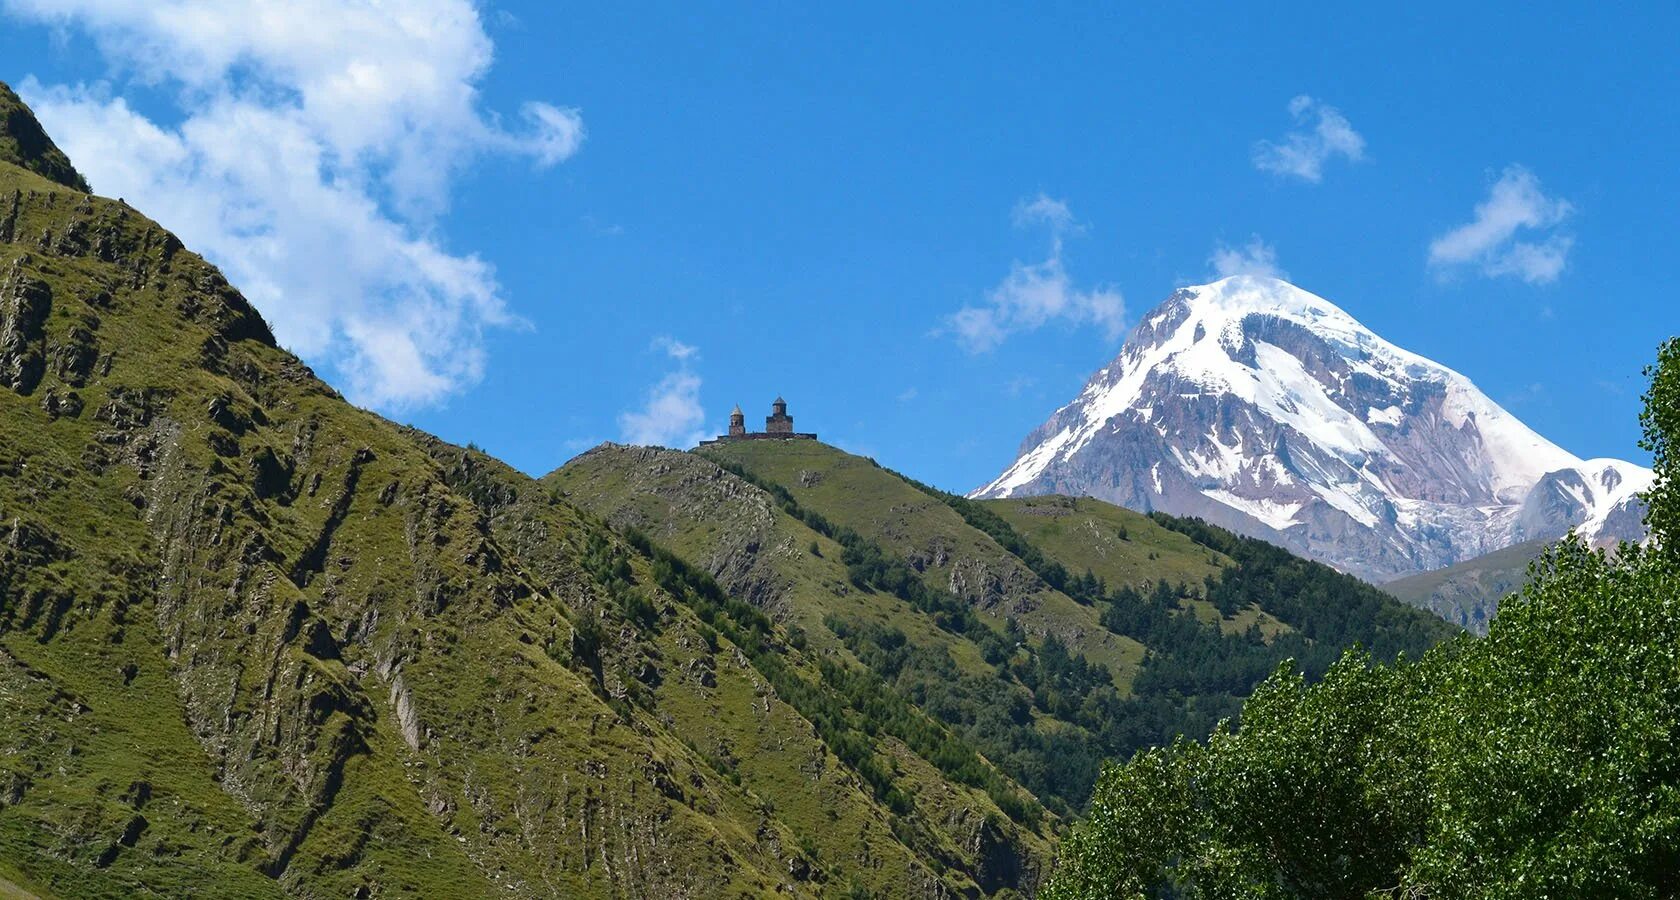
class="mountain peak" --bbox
[0,80,90,192]
[1184,275,1351,321]
[975,279,1650,582]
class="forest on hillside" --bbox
[1044,338,1680,899]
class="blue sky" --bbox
[3,2,1675,492]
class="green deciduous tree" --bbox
[1045,339,1680,900]
[1641,337,1679,555]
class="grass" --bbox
[550,444,999,680]
[697,440,1148,688]
[0,144,1040,897]
[483,441,1052,894]
[0,871,43,900]
[0,82,1453,897]
[980,495,1226,590]
[1382,539,1548,634]
[982,496,1292,640]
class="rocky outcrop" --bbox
[554,443,799,617]
[0,257,49,394]
[0,81,90,192]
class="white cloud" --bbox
[652,336,699,362]
[7,0,584,410]
[618,338,707,448]
[1210,237,1288,280]
[946,196,1125,353]
[618,371,705,449]
[1011,193,1077,232]
[1252,95,1365,183]
[515,101,587,168]
[1428,165,1573,285]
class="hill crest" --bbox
[0,81,89,192]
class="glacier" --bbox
[973,275,1652,582]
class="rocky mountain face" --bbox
[0,82,87,193]
[0,83,1046,899]
[973,275,1652,584]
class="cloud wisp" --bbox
[1428,165,1574,285]
[1252,95,1365,183]
[945,194,1125,353]
[7,0,584,410]
[1209,237,1288,281]
[619,338,707,449]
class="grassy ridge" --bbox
[0,94,1045,896]
[980,496,1227,601]
[552,439,1458,819]
[1383,538,1547,634]
[698,440,1148,685]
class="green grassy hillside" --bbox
[981,495,1226,592]
[0,81,1458,898]
[1383,539,1548,634]
[0,157,800,897]
[697,440,1148,683]
[554,439,1455,820]
[0,85,1042,898]
[0,84,85,192]
[438,439,1050,895]
[978,496,1287,639]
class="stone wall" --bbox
[698,432,818,446]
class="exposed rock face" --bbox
[974,276,1652,583]
[0,87,1040,898]
[0,82,90,192]
[558,443,799,615]
[0,257,50,393]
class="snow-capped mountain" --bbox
[972,275,1652,583]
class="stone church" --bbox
[701,397,817,444]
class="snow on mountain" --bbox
[972,275,1652,582]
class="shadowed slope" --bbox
[0,83,88,192]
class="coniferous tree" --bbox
[1044,338,1680,900]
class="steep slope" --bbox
[443,440,1052,896]
[1384,539,1549,634]
[973,275,1652,583]
[976,496,1226,602]
[0,85,1038,898]
[698,440,1146,684]
[0,156,795,898]
[556,440,1454,821]
[0,83,87,192]
[552,443,1004,681]
[978,496,1287,639]
[554,443,1108,817]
